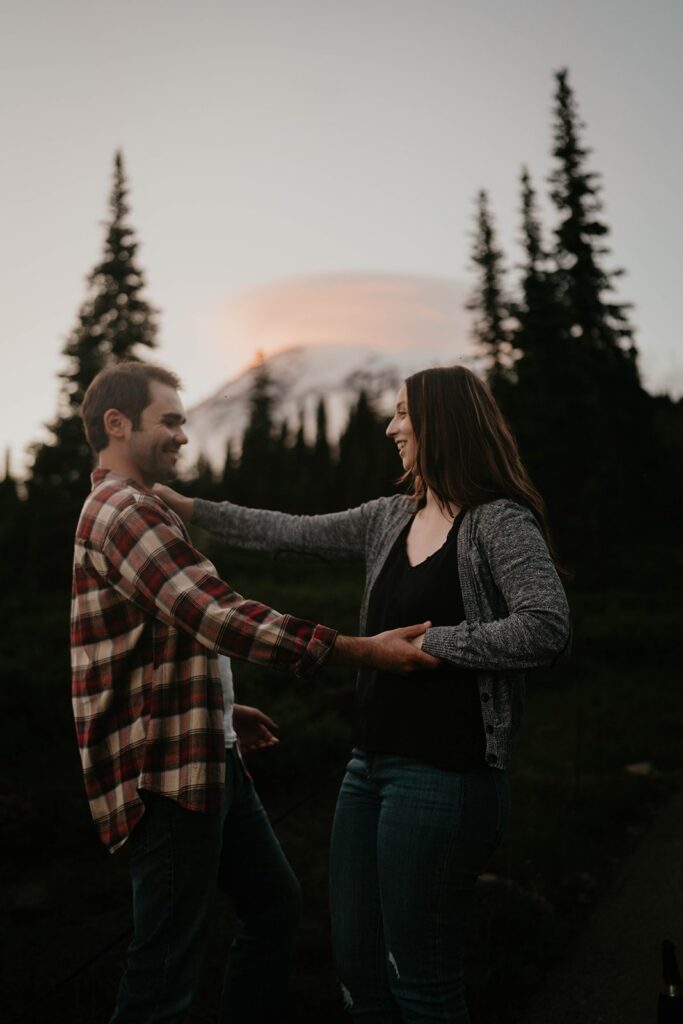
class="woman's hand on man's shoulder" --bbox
[152,484,195,523]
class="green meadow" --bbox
[3,535,679,1023]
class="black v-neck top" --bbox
[357,510,486,772]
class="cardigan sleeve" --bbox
[192,498,378,561]
[421,501,571,670]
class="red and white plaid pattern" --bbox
[71,469,336,852]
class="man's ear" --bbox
[103,408,131,441]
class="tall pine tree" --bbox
[467,190,514,391]
[0,451,23,585]
[286,408,311,512]
[62,150,159,410]
[27,151,159,587]
[515,167,566,367]
[502,71,651,562]
[550,70,639,380]
[547,68,649,549]
[336,392,396,508]
[237,358,279,508]
[310,398,333,511]
[506,168,579,531]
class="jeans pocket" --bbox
[129,791,172,858]
[127,809,150,859]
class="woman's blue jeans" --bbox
[329,750,510,1023]
[110,747,301,1024]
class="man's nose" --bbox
[176,428,189,446]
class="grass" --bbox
[1,539,682,1022]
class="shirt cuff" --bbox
[295,624,338,678]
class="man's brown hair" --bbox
[81,361,183,453]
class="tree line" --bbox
[465,68,679,565]
[1,68,681,595]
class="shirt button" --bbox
[486,724,494,734]
[481,693,490,702]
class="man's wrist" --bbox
[330,634,376,669]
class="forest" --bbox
[1,69,682,1023]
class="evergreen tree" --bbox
[506,168,582,533]
[268,419,292,511]
[61,150,159,410]
[500,71,651,563]
[221,439,238,493]
[0,451,24,584]
[547,68,649,548]
[549,70,639,381]
[336,392,396,508]
[26,151,159,588]
[650,395,683,533]
[238,359,279,507]
[0,450,19,508]
[32,151,158,485]
[185,454,217,501]
[467,190,514,389]
[286,409,311,513]
[310,398,333,511]
[293,410,308,469]
[515,167,566,366]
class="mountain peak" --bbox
[182,341,485,474]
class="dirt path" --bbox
[519,783,683,1023]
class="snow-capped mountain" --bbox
[181,342,486,474]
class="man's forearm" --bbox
[329,634,379,670]
[330,627,440,674]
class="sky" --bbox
[2,0,681,474]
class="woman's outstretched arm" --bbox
[153,485,376,561]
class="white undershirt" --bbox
[218,655,237,748]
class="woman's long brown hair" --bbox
[403,365,556,555]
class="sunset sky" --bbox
[2,0,681,473]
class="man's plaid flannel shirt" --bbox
[71,469,336,852]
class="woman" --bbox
[156,365,570,1023]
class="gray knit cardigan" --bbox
[193,495,571,770]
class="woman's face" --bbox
[386,383,417,472]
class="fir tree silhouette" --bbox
[549,70,639,379]
[238,357,279,508]
[60,150,159,411]
[546,68,649,551]
[27,151,159,587]
[507,167,579,533]
[336,391,396,508]
[467,189,514,390]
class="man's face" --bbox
[127,381,188,485]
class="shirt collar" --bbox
[90,467,152,493]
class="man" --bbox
[71,361,437,1024]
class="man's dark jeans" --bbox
[110,747,301,1023]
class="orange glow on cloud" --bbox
[206,273,476,378]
